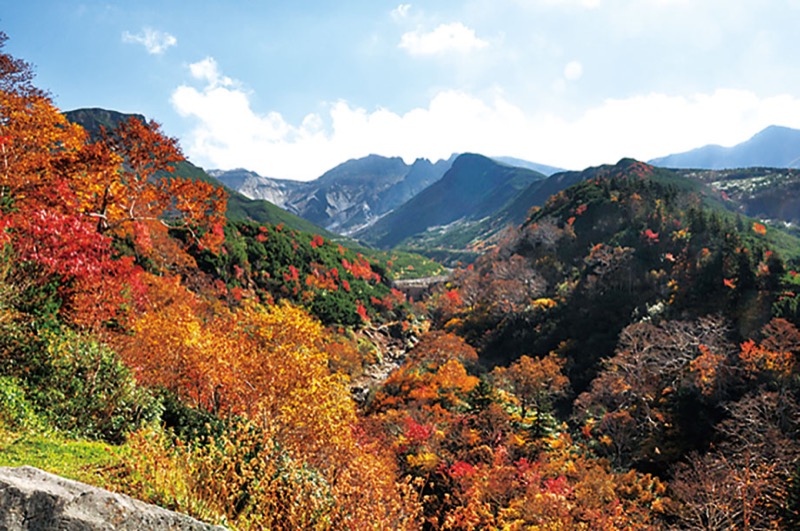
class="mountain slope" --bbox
[492,156,564,176]
[63,108,146,137]
[650,125,800,169]
[211,154,454,235]
[295,155,412,232]
[426,158,800,495]
[208,168,306,207]
[356,153,546,249]
[359,159,638,259]
[440,158,800,379]
[174,161,341,238]
[376,156,457,213]
[676,167,800,228]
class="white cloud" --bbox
[188,57,233,88]
[563,60,583,80]
[122,28,177,55]
[171,59,800,180]
[536,90,800,168]
[399,22,489,55]
[392,4,412,20]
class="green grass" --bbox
[0,427,121,485]
[349,246,447,279]
[760,225,800,262]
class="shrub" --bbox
[29,331,162,443]
[157,388,225,443]
[0,376,42,430]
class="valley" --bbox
[2,43,800,529]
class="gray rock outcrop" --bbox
[0,466,226,530]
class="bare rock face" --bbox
[0,466,226,531]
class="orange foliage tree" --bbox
[441,432,667,530]
[366,328,667,529]
[83,117,227,254]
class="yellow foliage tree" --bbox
[120,284,421,529]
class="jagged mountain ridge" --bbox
[355,153,548,250]
[67,107,800,250]
[211,154,456,235]
[650,125,800,169]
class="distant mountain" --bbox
[355,158,721,264]
[292,155,411,232]
[450,161,634,250]
[355,154,547,250]
[376,156,457,213]
[650,125,800,169]
[208,168,307,208]
[492,156,564,176]
[174,161,341,239]
[211,154,455,235]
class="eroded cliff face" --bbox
[211,155,454,235]
[0,466,226,531]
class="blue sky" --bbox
[3,1,800,180]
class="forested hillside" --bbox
[1,33,799,530]
[419,159,800,527]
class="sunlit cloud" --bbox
[188,57,233,88]
[121,27,177,55]
[171,59,800,180]
[399,22,489,55]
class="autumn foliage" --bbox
[4,33,800,530]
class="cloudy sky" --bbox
[4,1,800,180]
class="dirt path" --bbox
[349,324,419,404]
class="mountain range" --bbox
[210,155,455,235]
[65,108,800,258]
[649,125,800,169]
[355,154,547,249]
[214,123,800,257]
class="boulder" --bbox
[0,466,226,530]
